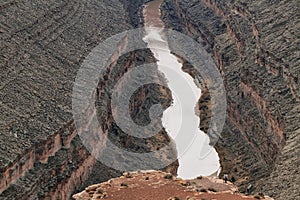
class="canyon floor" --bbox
[72,171,273,200]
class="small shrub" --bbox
[168,197,181,200]
[258,193,265,197]
[125,173,133,178]
[180,181,191,186]
[96,187,104,194]
[254,195,261,199]
[231,176,236,183]
[164,174,173,180]
[102,193,108,198]
[200,188,207,193]
[120,182,128,187]
[254,194,264,199]
[208,187,217,192]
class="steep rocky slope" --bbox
[1,0,299,199]
[161,0,299,199]
[0,1,126,198]
[0,0,177,199]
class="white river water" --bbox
[143,0,220,179]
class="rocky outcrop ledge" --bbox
[73,170,274,200]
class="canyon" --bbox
[143,0,220,179]
[0,0,299,200]
[160,0,299,198]
[0,0,178,199]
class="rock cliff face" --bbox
[0,0,177,199]
[1,0,299,199]
[161,0,299,199]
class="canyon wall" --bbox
[161,0,299,199]
[0,0,177,199]
[1,0,299,199]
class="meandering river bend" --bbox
[143,0,220,179]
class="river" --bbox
[142,0,220,179]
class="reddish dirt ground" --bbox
[73,171,272,200]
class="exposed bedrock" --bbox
[0,0,177,199]
[1,0,299,199]
[161,0,299,199]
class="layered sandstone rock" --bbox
[161,0,299,199]
[0,0,177,199]
[1,0,299,199]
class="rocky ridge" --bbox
[0,0,177,199]
[161,0,299,199]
